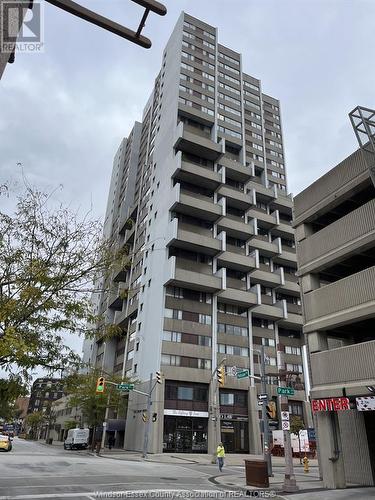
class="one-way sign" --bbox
[258,393,268,400]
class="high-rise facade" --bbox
[85,12,309,454]
[294,146,375,488]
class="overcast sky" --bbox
[1,0,374,380]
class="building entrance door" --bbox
[175,430,192,453]
[222,431,235,453]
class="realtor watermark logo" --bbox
[1,0,44,54]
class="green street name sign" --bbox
[117,383,134,391]
[237,369,249,380]
[277,387,295,396]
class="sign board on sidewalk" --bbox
[277,387,294,396]
[281,411,290,421]
[282,420,290,431]
[236,369,249,379]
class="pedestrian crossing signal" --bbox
[217,366,225,387]
[96,377,105,394]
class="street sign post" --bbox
[277,387,295,396]
[281,411,290,421]
[117,383,135,391]
[236,369,249,379]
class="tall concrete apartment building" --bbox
[294,146,375,487]
[85,12,309,454]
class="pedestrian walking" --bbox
[216,442,225,472]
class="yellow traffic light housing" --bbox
[156,371,163,384]
[266,400,277,420]
[217,366,225,387]
[96,377,105,394]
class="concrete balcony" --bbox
[274,245,297,265]
[218,156,254,182]
[167,218,221,256]
[114,308,128,327]
[304,265,375,333]
[250,268,283,287]
[247,181,276,200]
[217,184,253,210]
[172,152,222,190]
[107,284,128,311]
[249,235,280,256]
[279,276,300,295]
[165,256,222,292]
[170,184,223,222]
[310,340,375,398]
[174,121,224,161]
[297,198,375,274]
[127,299,138,318]
[252,301,285,320]
[217,216,254,240]
[270,192,293,212]
[217,251,257,273]
[247,208,278,228]
[272,220,294,238]
[218,287,259,308]
[293,148,369,226]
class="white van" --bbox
[64,428,89,450]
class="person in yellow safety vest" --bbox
[216,442,226,472]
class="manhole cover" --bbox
[160,477,178,481]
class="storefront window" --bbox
[163,416,208,453]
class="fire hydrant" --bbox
[303,454,309,473]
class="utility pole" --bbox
[142,373,153,459]
[260,345,272,476]
[278,347,299,492]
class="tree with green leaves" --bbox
[25,411,45,439]
[0,185,127,378]
[63,370,130,448]
[0,376,27,421]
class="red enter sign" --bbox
[312,397,350,412]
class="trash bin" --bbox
[47,438,53,445]
[244,459,269,488]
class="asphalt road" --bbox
[0,438,248,500]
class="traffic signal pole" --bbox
[142,372,153,459]
[260,345,272,477]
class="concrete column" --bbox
[316,411,346,489]
[308,331,328,354]
[248,386,262,454]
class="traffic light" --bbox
[96,377,105,394]
[217,366,225,387]
[152,412,157,422]
[156,371,163,384]
[142,412,148,423]
[266,400,277,420]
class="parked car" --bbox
[64,428,89,450]
[0,434,12,452]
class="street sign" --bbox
[281,411,290,421]
[277,387,295,396]
[258,393,268,400]
[117,383,135,391]
[258,401,264,406]
[282,420,290,431]
[236,369,249,379]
